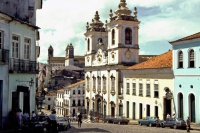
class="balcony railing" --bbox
[9,58,39,73]
[0,49,9,64]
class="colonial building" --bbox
[47,44,85,71]
[170,32,200,124]
[85,0,142,117]
[122,51,174,120]
[55,80,85,117]
[0,0,42,128]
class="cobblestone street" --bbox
[62,122,200,133]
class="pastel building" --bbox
[122,51,174,120]
[170,32,200,123]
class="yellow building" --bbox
[122,50,174,120]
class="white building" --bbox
[55,80,85,117]
[122,51,174,120]
[0,0,42,128]
[44,91,57,110]
[84,0,140,117]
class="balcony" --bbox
[0,49,9,64]
[64,103,69,107]
[9,58,39,73]
[72,104,76,107]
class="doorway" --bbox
[178,93,183,118]
[119,105,123,116]
[127,101,129,118]
[189,94,195,122]
[146,104,150,116]
[104,105,106,118]
[164,98,171,120]
[111,107,115,117]
[73,109,75,116]
[132,102,136,120]
[23,91,30,114]
[97,98,101,114]
[12,92,19,111]
[155,106,158,117]
[139,103,143,119]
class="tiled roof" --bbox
[66,80,85,89]
[57,89,64,93]
[127,50,172,70]
[49,57,65,61]
[46,91,57,96]
[170,32,200,43]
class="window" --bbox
[178,51,183,68]
[73,100,75,106]
[146,80,150,97]
[132,80,136,95]
[111,77,115,91]
[12,35,19,58]
[103,76,106,92]
[126,80,130,94]
[78,100,81,106]
[93,77,96,91]
[73,90,75,95]
[139,80,143,96]
[125,28,132,45]
[0,30,3,49]
[82,100,85,106]
[24,38,30,59]
[112,29,115,45]
[78,90,80,94]
[98,77,101,92]
[48,98,51,101]
[83,90,85,94]
[189,49,194,68]
[154,80,159,98]
[87,39,90,51]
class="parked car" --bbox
[22,115,50,133]
[138,116,163,127]
[112,116,129,125]
[160,118,186,129]
[103,116,114,123]
[56,117,70,131]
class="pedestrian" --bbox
[156,116,160,128]
[49,110,58,133]
[78,113,83,128]
[166,113,170,120]
[23,110,29,123]
[8,110,16,130]
[31,111,36,120]
[186,116,191,132]
[16,109,23,130]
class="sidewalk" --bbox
[129,120,200,131]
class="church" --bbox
[84,0,154,117]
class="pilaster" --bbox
[107,70,111,115]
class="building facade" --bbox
[55,80,85,117]
[170,32,200,124]
[0,0,42,128]
[122,51,174,120]
[85,0,141,117]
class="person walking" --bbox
[31,111,36,120]
[166,113,170,120]
[156,116,160,128]
[23,110,29,123]
[78,113,83,128]
[49,110,58,133]
[186,116,191,132]
[16,109,23,130]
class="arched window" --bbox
[112,29,115,45]
[78,90,80,94]
[73,90,75,94]
[178,51,183,68]
[87,38,90,51]
[189,49,194,68]
[125,28,132,45]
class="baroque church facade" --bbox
[85,0,141,117]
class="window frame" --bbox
[154,80,159,98]
[139,79,143,96]
[125,27,132,45]
[0,30,4,49]
[177,50,183,68]
[112,29,115,45]
[24,38,31,60]
[188,49,195,68]
[146,80,150,97]
[126,79,130,95]
[12,35,20,58]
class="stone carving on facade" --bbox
[111,50,116,61]
[86,75,90,92]
[92,75,96,93]
[92,49,108,66]
[110,101,116,108]
[97,76,101,94]
[119,100,123,106]
[102,75,107,94]
[110,74,115,96]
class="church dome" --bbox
[114,0,132,16]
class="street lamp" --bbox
[29,78,34,87]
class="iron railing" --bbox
[9,58,39,73]
[0,49,9,64]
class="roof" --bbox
[66,80,85,89]
[57,89,64,93]
[127,50,172,70]
[62,65,83,71]
[46,91,57,96]
[170,32,200,43]
[0,11,40,29]
[49,57,65,61]
[74,56,84,59]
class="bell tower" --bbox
[65,43,74,66]
[84,11,108,67]
[106,0,140,65]
[48,45,53,58]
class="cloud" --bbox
[37,0,200,63]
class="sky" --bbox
[36,0,200,63]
